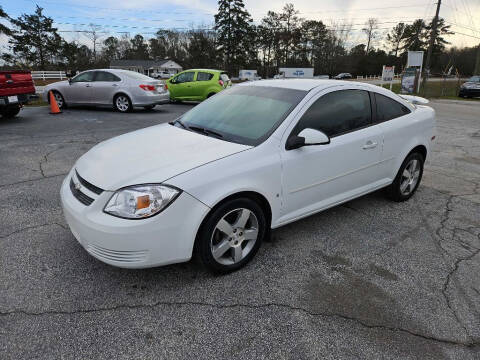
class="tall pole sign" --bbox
[422,0,442,91]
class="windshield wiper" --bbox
[171,119,188,129]
[188,126,224,139]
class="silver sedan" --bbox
[43,69,170,112]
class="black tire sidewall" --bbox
[197,198,266,273]
[389,152,424,201]
[2,105,21,118]
[114,94,132,112]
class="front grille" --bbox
[76,170,103,195]
[86,244,148,263]
[70,178,94,206]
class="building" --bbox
[110,59,183,76]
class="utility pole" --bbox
[422,0,442,93]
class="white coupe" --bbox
[61,79,436,273]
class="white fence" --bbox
[356,74,401,80]
[31,71,67,80]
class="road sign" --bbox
[401,67,419,94]
[382,66,395,82]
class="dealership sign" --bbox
[382,66,395,82]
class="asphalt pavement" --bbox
[0,101,479,359]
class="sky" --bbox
[1,0,479,54]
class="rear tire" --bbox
[386,152,424,202]
[206,92,216,99]
[196,198,266,274]
[114,94,132,112]
[1,105,21,118]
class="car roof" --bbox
[237,79,366,91]
[182,69,225,73]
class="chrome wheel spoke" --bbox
[235,209,251,228]
[243,228,258,241]
[400,180,409,193]
[232,246,243,263]
[402,168,411,179]
[216,219,234,236]
[212,239,231,260]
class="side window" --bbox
[374,93,411,122]
[94,71,120,82]
[71,72,94,83]
[175,72,195,83]
[294,90,372,138]
[196,72,213,81]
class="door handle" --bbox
[362,141,378,149]
[112,84,118,86]
[85,84,91,87]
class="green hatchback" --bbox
[166,69,231,102]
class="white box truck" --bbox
[276,68,314,79]
[239,70,259,81]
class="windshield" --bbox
[178,86,306,146]
[468,76,480,82]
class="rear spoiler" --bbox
[398,95,429,105]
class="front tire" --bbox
[50,91,66,109]
[114,94,132,112]
[387,152,424,202]
[196,198,266,273]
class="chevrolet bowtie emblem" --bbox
[75,182,82,191]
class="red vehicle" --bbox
[0,70,36,118]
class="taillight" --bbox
[164,83,168,90]
[139,84,155,91]
[218,80,224,86]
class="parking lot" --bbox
[1,101,479,359]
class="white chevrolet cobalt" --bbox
[61,79,435,273]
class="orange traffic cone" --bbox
[49,91,62,114]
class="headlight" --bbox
[104,184,181,219]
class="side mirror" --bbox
[286,128,330,150]
[68,78,72,84]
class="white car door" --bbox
[278,87,386,225]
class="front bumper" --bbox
[60,170,210,268]
[131,91,170,107]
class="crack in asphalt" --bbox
[1,300,479,348]
[0,222,66,240]
[0,173,68,188]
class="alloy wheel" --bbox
[400,159,421,195]
[54,92,63,108]
[210,208,259,265]
[116,96,130,112]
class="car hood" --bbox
[75,123,251,190]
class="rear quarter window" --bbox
[197,72,214,81]
[374,93,411,122]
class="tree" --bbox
[185,29,217,68]
[126,34,149,59]
[279,3,302,65]
[0,6,12,36]
[362,18,379,53]
[402,19,427,52]
[214,0,253,74]
[102,36,120,62]
[386,22,406,57]
[7,6,61,69]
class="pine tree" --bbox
[214,0,253,74]
[0,6,12,36]
[386,23,406,57]
[8,6,61,69]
